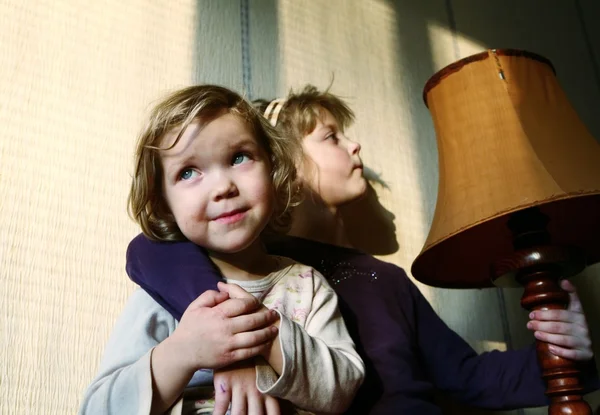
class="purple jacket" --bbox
[126,234,598,414]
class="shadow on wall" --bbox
[341,179,399,256]
[193,0,282,100]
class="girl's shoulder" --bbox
[269,236,409,274]
[122,289,178,327]
[267,235,363,264]
[100,289,178,365]
[126,288,174,314]
[267,236,417,290]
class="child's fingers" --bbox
[561,279,584,313]
[217,296,262,318]
[533,330,591,350]
[226,343,272,364]
[188,290,229,309]
[568,294,584,314]
[529,309,586,326]
[247,392,266,415]
[265,396,281,415]
[230,387,248,415]
[548,343,594,361]
[229,326,278,359]
[230,309,279,334]
[560,279,577,293]
[219,281,254,300]
[527,319,588,336]
[213,379,232,415]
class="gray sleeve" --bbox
[78,289,178,415]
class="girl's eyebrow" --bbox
[326,120,340,130]
[321,126,337,137]
[162,134,260,176]
[317,119,339,132]
[228,136,259,149]
[162,153,195,179]
[312,124,332,134]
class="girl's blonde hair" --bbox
[128,85,300,241]
[254,85,355,144]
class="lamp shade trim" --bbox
[422,49,556,107]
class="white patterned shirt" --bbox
[79,257,365,415]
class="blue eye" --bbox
[179,168,198,180]
[232,153,251,165]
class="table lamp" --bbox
[411,49,600,414]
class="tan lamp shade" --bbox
[411,49,600,288]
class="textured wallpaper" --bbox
[1,1,599,414]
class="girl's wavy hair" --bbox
[128,85,300,241]
[254,84,355,145]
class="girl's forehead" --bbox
[318,108,338,124]
[312,108,341,131]
[161,113,266,158]
[162,111,252,144]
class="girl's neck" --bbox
[288,194,353,249]
[209,240,280,281]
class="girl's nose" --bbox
[212,175,239,201]
[348,140,361,155]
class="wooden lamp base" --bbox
[493,207,591,415]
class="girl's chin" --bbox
[354,188,369,203]
[354,178,369,197]
[336,188,368,207]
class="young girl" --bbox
[79,85,365,414]
[125,85,598,414]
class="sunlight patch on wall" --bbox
[426,20,487,69]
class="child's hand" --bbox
[217,281,257,300]
[527,279,593,361]
[217,281,280,322]
[168,289,280,372]
[219,282,284,374]
[213,360,281,415]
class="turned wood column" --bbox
[494,208,591,415]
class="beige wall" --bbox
[1,1,599,413]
